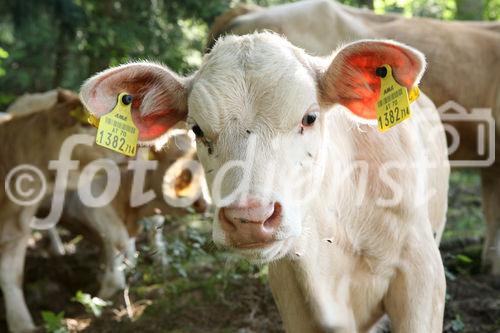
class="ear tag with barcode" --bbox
[375,64,419,132]
[95,92,138,156]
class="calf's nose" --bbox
[219,200,282,247]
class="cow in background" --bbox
[60,130,208,299]
[6,89,75,116]
[0,90,112,333]
[1,90,208,332]
[206,0,500,274]
[5,89,118,257]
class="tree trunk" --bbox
[53,22,69,88]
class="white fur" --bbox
[81,32,450,332]
[191,34,449,332]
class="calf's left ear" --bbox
[80,62,189,143]
[318,40,426,122]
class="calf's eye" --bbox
[301,112,318,127]
[192,124,204,138]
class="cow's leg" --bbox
[481,166,500,274]
[383,234,445,333]
[83,206,128,299]
[0,233,35,333]
[98,241,126,299]
[125,237,137,268]
[1,205,40,333]
[148,215,168,267]
[63,194,128,298]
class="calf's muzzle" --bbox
[219,198,282,248]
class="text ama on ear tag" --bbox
[95,92,138,156]
[375,64,413,132]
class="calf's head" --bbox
[81,33,424,262]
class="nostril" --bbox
[219,208,237,232]
[263,202,282,230]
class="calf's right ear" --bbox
[80,62,189,144]
[318,40,426,123]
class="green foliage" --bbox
[0,0,219,109]
[116,213,276,332]
[455,253,473,264]
[451,314,465,331]
[456,0,484,20]
[72,291,111,317]
[339,0,374,8]
[374,0,457,19]
[0,47,8,77]
[445,170,484,241]
[484,0,500,19]
[135,212,266,297]
[41,311,68,333]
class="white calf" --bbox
[81,32,449,332]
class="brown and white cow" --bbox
[82,33,449,332]
[6,89,76,117]
[0,91,207,332]
[206,0,500,275]
[60,131,207,299]
[0,91,111,333]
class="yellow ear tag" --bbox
[69,106,89,124]
[95,92,138,156]
[88,113,100,128]
[408,86,420,103]
[375,64,418,132]
[148,148,156,160]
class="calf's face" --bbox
[188,37,326,261]
[81,33,424,262]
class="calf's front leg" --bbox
[269,260,322,333]
[383,234,445,333]
[269,255,358,333]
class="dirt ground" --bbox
[1,170,499,332]
[0,226,499,333]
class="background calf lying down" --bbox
[82,33,450,332]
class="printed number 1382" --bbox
[97,130,126,151]
[378,106,410,130]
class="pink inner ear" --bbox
[132,108,184,141]
[332,43,420,120]
[82,63,188,142]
